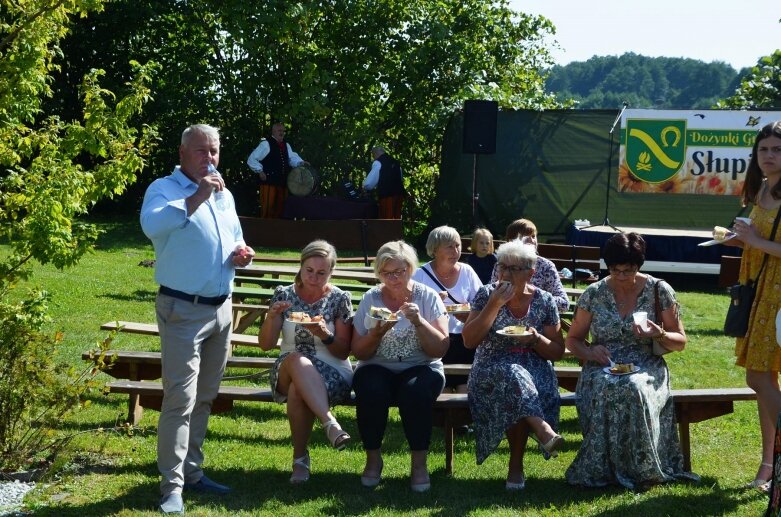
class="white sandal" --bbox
[290,452,310,484]
[323,419,350,450]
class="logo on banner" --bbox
[625,119,687,183]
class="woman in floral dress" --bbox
[258,240,353,484]
[462,240,565,490]
[565,232,696,489]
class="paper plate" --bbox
[698,233,735,247]
[285,319,321,327]
[603,365,640,376]
[496,329,533,338]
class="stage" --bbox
[567,224,742,275]
[239,216,402,254]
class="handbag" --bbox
[652,280,673,355]
[723,207,781,337]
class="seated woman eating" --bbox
[462,239,565,490]
[564,232,699,489]
[351,240,450,492]
[258,240,353,484]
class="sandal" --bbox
[541,434,564,458]
[745,462,773,490]
[323,419,351,451]
[290,452,310,484]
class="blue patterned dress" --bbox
[468,284,561,464]
[268,284,353,405]
[564,276,698,489]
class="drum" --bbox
[287,164,320,196]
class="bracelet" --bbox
[656,328,667,341]
[322,333,335,345]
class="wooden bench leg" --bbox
[678,420,691,472]
[128,393,143,425]
[444,411,454,476]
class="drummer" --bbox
[363,146,405,219]
[247,122,308,219]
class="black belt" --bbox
[159,286,229,306]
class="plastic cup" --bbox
[734,217,751,225]
[632,311,649,331]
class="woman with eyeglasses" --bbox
[412,225,482,393]
[351,240,450,492]
[564,232,697,489]
[462,240,565,490]
[258,240,353,484]
[501,218,569,313]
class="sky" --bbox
[507,0,780,70]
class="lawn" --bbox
[6,217,772,516]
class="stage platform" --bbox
[567,224,742,275]
[239,217,402,255]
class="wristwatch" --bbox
[322,333,335,345]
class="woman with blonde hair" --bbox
[259,240,353,484]
[351,240,449,492]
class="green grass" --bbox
[4,219,772,515]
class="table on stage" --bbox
[567,224,742,272]
[283,196,377,220]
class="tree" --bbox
[717,50,781,109]
[52,0,562,235]
[0,0,155,470]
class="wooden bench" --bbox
[234,276,373,293]
[232,285,365,307]
[253,255,375,266]
[103,378,755,475]
[84,349,582,424]
[536,243,601,287]
[231,303,269,333]
[101,321,261,348]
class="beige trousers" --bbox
[155,293,232,496]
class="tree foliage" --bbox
[546,52,746,109]
[0,0,154,470]
[52,0,562,234]
[717,50,781,109]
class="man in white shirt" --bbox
[363,146,405,219]
[246,122,307,218]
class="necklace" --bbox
[435,265,456,281]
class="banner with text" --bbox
[618,109,781,195]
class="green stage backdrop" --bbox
[430,109,745,242]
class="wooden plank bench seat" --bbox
[84,348,582,421]
[101,321,261,347]
[232,285,365,307]
[103,378,755,475]
[234,276,373,293]
[253,255,376,265]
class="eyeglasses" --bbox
[497,263,530,274]
[608,266,638,277]
[379,268,407,280]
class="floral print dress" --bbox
[467,284,561,464]
[268,284,353,405]
[564,276,698,489]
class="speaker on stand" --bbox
[462,100,498,226]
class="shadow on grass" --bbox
[88,215,150,251]
[98,289,157,303]
[32,469,761,516]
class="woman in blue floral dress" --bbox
[564,232,698,489]
[258,240,354,484]
[462,240,565,490]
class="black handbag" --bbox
[724,208,781,337]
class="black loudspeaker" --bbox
[462,100,498,154]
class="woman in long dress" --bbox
[258,240,353,484]
[462,240,565,490]
[728,121,781,490]
[564,232,696,489]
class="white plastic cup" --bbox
[735,217,751,225]
[632,311,649,331]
